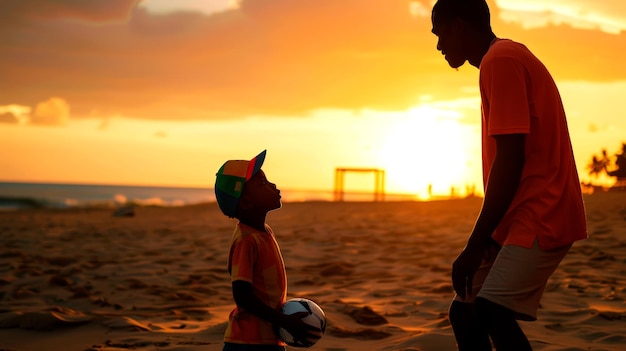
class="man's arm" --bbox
[452,133,525,298]
[469,133,526,248]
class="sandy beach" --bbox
[1,191,625,351]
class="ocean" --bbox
[0,182,421,210]
[0,182,363,210]
[0,182,215,210]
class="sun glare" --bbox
[378,107,480,199]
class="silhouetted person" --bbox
[215,150,321,351]
[430,1,588,350]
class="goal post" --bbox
[333,168,385,202]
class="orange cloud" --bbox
[0,112,18,124]
[31,98,70,126]
[0,0,137,22]
[139,0,240,16]
[497,0,626,34]
[0,104,31,124]
[1,0,625,121]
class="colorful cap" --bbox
[215,150,266,217]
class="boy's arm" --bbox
[232,280,322,341]
[232,280,285,325]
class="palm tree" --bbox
[587,142,626,190]
[607,143,626,182]
[587,149,611,179]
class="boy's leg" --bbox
[449,300,491,351]
[474,297,531,351]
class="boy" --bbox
[215,150,321,351]
[430,0,587,350]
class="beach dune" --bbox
[1,192,625,351]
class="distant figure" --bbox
[430,1,588,350]
[214,150,321,351]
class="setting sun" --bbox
[377,106,482,199]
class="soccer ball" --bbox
[276,298,326,348]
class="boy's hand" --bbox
[280,311,323,344]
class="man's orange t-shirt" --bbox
[224,223,287,345]
[479,39,587,249]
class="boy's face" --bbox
[240,170,282,213]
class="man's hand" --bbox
[452,244,484,300]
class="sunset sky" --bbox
[2,0,626,199]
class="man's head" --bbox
[432,0,492,33]
[215,150,267,218]
[431,0,493,68]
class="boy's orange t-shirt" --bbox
[479,39,587,249]
[224,223,287,345]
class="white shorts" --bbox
[454,239,571,321]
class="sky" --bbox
[1,0,626,199]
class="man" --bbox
[430,0,588,350]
